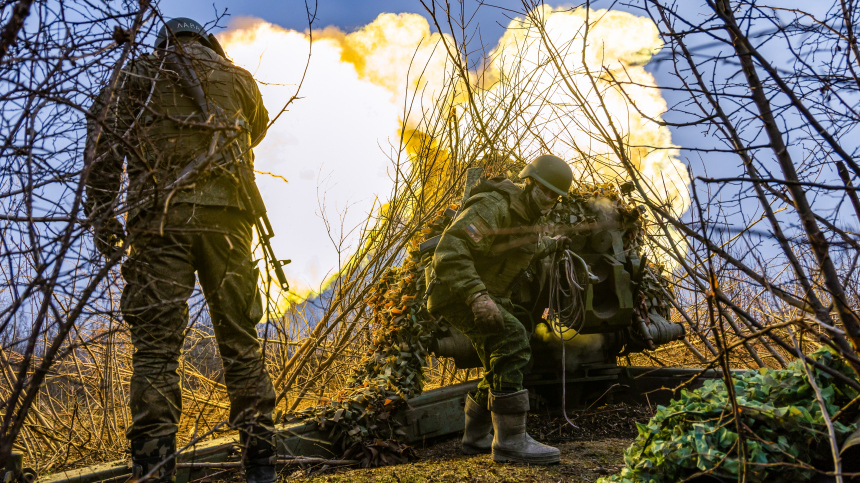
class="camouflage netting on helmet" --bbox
[598,348,860,483]
[295,180,675,466]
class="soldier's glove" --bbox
[467,291,504,332]
[552,235,571,251]
[93,217,126,258]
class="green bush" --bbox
[600,348,860,483]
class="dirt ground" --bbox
[211,403,650,483]
[284,436,632,483]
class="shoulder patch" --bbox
[465,217,490,243]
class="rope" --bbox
[547,249,585,332]
[546,248,587,430]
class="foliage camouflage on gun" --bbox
[293,211,451,466]
[545,181,673,322]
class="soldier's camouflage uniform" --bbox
[428,177,557,409]
[85,37,276,444]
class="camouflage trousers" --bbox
[437,298,531,409]
[121,204,276,441]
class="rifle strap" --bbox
[164,48,251,185]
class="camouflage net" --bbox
[599,348,860,483]
[547,181,673,321]
[295,181,675,466]
[550,182,646,246]
[293,207,455,467]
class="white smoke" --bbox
[477,6,689,214]
[218,7,687,302]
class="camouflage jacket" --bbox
[428,177,557,312]
[85,38,269,222]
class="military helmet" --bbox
[519,154,573,197]
[155,17,211,49]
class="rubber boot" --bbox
[243,427,277,483]
[245,458,276,483]
[129,435,177,483]
[489,389,560,465]
[461,393,493,454]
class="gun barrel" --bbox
[255,219,290,292]
[273,260,290,291]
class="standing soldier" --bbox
[85,18,277,483]
[427,155,573,465]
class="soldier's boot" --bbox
[129,436,176,483]
[462,393,493,455]
[243,427,277,483]
[489,390,560,465]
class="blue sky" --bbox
[163,0,527,42]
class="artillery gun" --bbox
[423,168,686,407]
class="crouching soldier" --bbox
[427,155,573,465]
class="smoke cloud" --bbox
[218,7,688,302]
